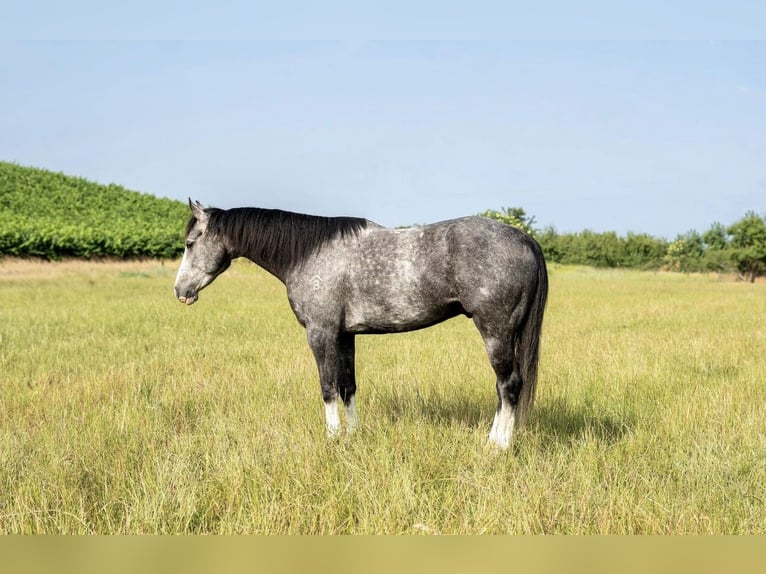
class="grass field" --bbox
[0,258,764,534]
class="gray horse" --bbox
[174,200,548,449]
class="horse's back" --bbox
[356,215,542,287]
[341,216,542,329]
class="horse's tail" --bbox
[515,239,548,428]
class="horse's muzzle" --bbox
[174,287,198,305]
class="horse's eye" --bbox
[185,240,194,249]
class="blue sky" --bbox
[2,2,765,238]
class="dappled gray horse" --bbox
[174,200,548,449]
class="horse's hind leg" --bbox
[338,333,358,431]
[476,322,522,450]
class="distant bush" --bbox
[0,162,187,259]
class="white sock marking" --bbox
[489,411,500,442]
[325,398,341,437]
[487,404,515,450]
[344,395,359,432]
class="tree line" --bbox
[482,207,766,282]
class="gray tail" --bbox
[515,242,548,428]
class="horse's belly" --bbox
[344,299,467,334]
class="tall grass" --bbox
[0,260,763,533]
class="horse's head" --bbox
[174,199,232,305]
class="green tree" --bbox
[726,211,766,282]
[622,232,668,268]
[536,225,562,262]
[699,221,733,272]
[703,222,728,251]
[580,230,621,267]
[479,207,536,236]
[664,230,704,272]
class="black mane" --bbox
[191,207,369,272]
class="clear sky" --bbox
[2,2,764,238]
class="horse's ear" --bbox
[188,198,208,223]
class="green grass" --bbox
[0,260,764,533]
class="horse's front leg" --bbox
[338,333,358,432]
[307,326,343,437]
